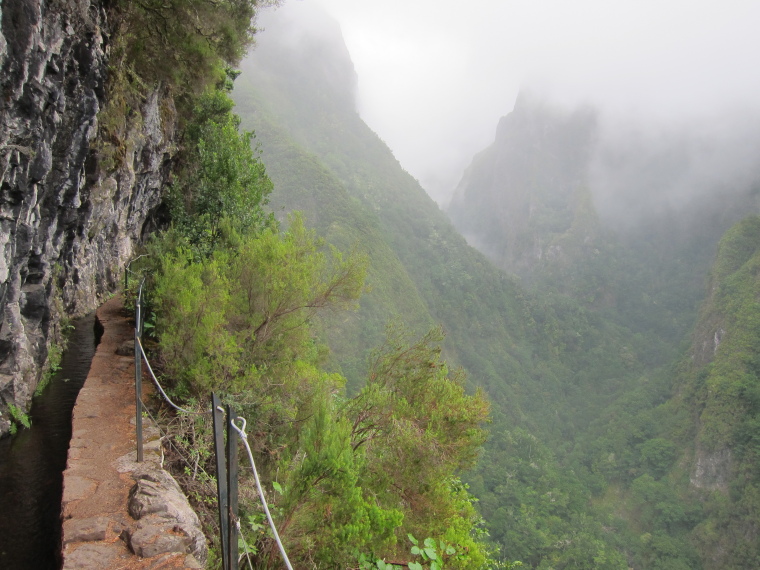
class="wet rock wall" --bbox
[0,0,173,434]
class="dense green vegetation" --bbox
[139,88,497,566]
[229,10,760,569]
[98,1,279,173]
[230,17,645,568]
[108,0,274,107]
[662,216,760,568]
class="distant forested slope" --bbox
[445,43,760,570]
[665,216,760,568]
[232,8,535,414]
[450,90,760,352]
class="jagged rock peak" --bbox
[448,91,597,280]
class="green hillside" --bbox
[444,67,760,568]
[232,14,535,415]
[228,8,674,567]
[219,3,760,568]
[666,216,760,568]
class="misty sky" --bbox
[266,0,760,204]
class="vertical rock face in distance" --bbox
[0,0,172,435]
[447,92,597,280]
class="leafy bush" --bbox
[7,403,31,433]
[109,0,275,105]
[153,214,367,396]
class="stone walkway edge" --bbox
[61,296,206,569]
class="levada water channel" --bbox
[0,314,101,569]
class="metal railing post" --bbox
[135,280,144,463]
[227,405,239,568]
[212,393,230,570]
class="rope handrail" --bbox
[133,282,293,569]
[136,337,210,416]
[229,416,294,570]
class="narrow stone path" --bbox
[61,296,203,569]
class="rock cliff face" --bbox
[0,0,172,435]
[447,92,597,280]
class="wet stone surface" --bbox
[61,297,205,569]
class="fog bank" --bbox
[288,0,760,205]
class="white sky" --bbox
[272,0,760,204]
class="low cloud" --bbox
[305,0,760,205]
[255,1,760,211]
[589,110,760,229]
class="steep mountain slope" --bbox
[667,216,760,568]
[450,91,760,351]
[568,216,760,569]
[227,6,679,567]
[235,106,436,388]
[233,8,657,442]
[449,94,598,281]
[445,53,760,570]
[0,0,173,435]
[232,7,535,411]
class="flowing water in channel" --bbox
[0,314,101,569]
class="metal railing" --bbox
[132,281,293,570]
[135,279,144,462]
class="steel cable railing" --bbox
[136,338,209,416]
[230,416,294,570]
[132,281,292,569]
